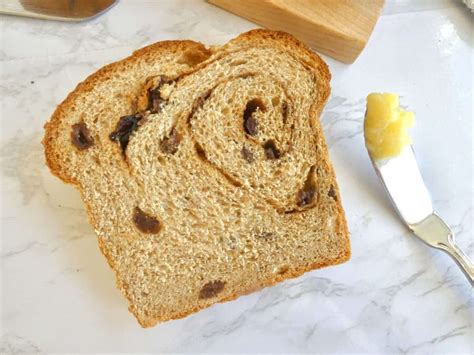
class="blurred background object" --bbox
[0,0,117,21]
[462,0,474,11]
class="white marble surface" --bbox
[1,0,473,353]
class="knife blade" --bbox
[369,145,473,286]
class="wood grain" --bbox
[209,0,385,63]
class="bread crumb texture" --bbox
[43,30,350,327]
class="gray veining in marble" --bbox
[1,0,472,353]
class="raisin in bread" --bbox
[43,29,350,327]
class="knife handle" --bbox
[410,213,473,287]
[439,240,474,287]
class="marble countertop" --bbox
[1,0,472,353]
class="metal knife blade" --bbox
[369,145,473,286]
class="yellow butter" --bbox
[364,93,415,160]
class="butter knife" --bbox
[367,144,474,286]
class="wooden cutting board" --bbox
[208,0,385,63]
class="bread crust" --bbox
[43,29,350,328]
[43,39,211,182]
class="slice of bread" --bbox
[43,29,350,327]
